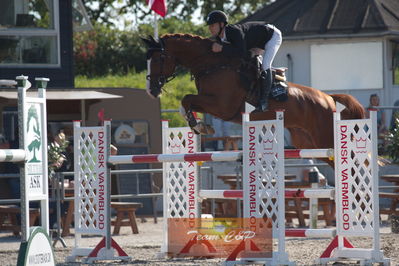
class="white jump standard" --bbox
[160,105,390,265]
[0,76,54,265]
[71,105,390,265]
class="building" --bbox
[0,0,74,87]
[0,0,162,214]
[0,0,162,153]
[243,0,399,126]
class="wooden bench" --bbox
[202,136,242,150]
[0,205,40,236]
[111,202,143,235]
[379,192,399,215]
[285,198,335,227]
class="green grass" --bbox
[75,72,147,88]
[74,72,198,127]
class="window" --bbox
[393,41,399,85]
[311,42,383,90]
[72,0,93,32]
[0,0,59,66]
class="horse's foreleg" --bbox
[180,94,221,134]
[179,105,198,128]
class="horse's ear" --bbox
[159,38,165,49]
[148,35,165,49]
[140,36,152,47]
[149,35,157,44]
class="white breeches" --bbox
[262,25,282,70]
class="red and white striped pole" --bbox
[108,151,242,164]
[285,149,334,159]
[108,148,334,165]
[285,228,336,238]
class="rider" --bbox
[206,10,282,112]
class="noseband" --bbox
[146,49,177,90]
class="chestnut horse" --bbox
[142,34,365,152]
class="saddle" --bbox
[240,55,289,103]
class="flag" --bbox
[147,0,167,17]
[97,108,105,125]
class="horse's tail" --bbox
[330,94,365,119]
[331,94,388,166]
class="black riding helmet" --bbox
[206,10,228,25]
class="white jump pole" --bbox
[0,149,26,162]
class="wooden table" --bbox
[380,175,399,215]
[61,188,74,237]
[214,175,335,226]
[0,206,40,236]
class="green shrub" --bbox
[74,24,148,77]
[74,19,208,77]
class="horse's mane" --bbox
[161,33,212,44]
[160,33,239,65]
[161,34,213,54]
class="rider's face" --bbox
[208,23,221,37]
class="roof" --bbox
[0,89,122,100]
[242,0,399,38]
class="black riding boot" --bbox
[256,69,272,112]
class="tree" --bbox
[81,0,270,28]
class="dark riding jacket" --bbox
[219,22,274,58]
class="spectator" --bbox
[366,94,387,135]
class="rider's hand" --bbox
[212,43,223,53]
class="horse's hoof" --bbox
[193,122,215,135]
[204,125,215,135]
[192,127,201,135]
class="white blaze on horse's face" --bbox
[146,59,156,99]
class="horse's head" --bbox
[141,36,177,98]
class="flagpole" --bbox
[154,13,159,40]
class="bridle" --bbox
[146,48,177,90]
